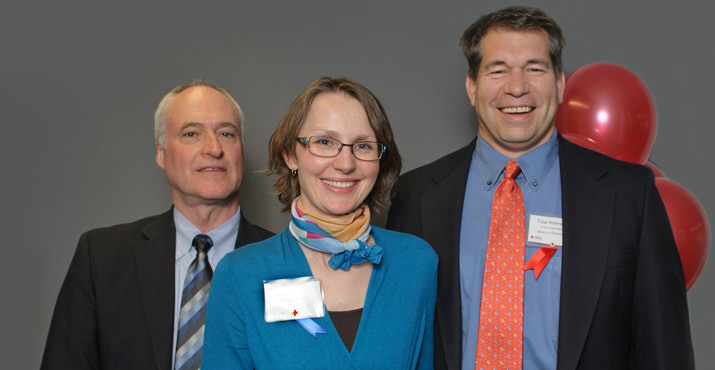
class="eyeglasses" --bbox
[296,136,386,161]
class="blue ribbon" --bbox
[296,318,327,337]
[329,242,383,270]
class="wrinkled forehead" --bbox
[479,29,551,67]
[166,86,241,126]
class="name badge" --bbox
[527,214,562,247]
[264,276,324,323]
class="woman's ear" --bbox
[282,150,297,171]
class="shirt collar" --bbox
[474,130,559,192]
[174,206,241,261]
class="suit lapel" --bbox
[556,137,615,370]
[422,140,475,370]
[235,214,265,248]
[134,210,176,370]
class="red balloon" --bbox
[556,62,656,164]
[655,178,710,291]
[645,161,666,178]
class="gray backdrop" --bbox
[2,1,712,368]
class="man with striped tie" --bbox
[41,80,273,370]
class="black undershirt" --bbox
[328,308,363,352]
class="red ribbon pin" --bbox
[523,243,558,279]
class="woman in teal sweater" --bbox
[203,77,437,369]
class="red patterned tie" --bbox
[475,160,525,370]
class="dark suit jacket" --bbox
[40,209,273,370]
[386,135,694,370]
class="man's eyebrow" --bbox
[179,121,239,130]
[217,122,239,130]
[483,60,507,70]
[483,59,551,70]
[526,58,551,67]
[180,122,202,130]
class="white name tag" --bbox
[527,214,563,246]
[264,276,324,323]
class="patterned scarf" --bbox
[289,197,383,270]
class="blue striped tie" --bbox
[175,234,213,370]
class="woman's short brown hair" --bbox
[267,77,402,213]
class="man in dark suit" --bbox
[387,6,694,370]
[41,80,273,370]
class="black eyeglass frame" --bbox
[296,136,387,161]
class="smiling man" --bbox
[387,6,694,370]
[41,80,273,370]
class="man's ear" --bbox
[465,75,478,107]
[556,71,565,104]
[155,142,165,170]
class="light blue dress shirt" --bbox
[171,207,241,368]
[460,132,562,370]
